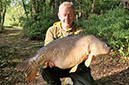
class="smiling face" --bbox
[58,6,74,30]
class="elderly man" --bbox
[40,1,95,85]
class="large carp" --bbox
[16,34,111,82]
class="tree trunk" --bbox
[49,0,54,7]
[30,0,36,14]
[30,0,45,20]
[22,0,29,19]
[91,0,96,13]
[0,0,2,30]
[0,0,4,30]
[1,4,6,30]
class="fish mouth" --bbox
[109,49,113,55]
[95,52,111,57]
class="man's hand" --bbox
[83,55,88,61]
[83,55,96,61]
[45,60,56,68]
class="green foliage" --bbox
[22,12,56,40]
[75,0,120,19]
[77,7,129,57]
[94,0,119,14]
[75,0,93,18]
[4,1,25,26]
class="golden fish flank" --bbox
[16,34,111,82]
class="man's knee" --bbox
[70,64,95,85]
[40,66,61,85]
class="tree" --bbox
[0,0,8,30]
[22,0,28,19]
[29,0,45,20]
[91,0,96,13]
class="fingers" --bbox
[49,61,55,68]
[45,62,48,66]
[45,60,56,68]
[83,55,96,61]
[83,55,88,61]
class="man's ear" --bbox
[58,13,61,20]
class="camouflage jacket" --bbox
[44,21,83,46]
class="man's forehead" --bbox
[59,7,74,13]
[62,11,73,15]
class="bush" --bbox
[22,12,56,40]
[77,7,129,56]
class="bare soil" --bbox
[0,29,129,85]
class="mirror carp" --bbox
[16,34,111,82]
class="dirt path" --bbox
[0,29,129,85]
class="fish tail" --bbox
[16,59,38,82]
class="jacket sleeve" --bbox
[44,27,55,46]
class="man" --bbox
[40,1,95,85]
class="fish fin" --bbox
[16,59,38,82]
[85,54,93,67]
[69,64,78,73]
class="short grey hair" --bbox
[59,1,74,13]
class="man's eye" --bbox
[103,44,107,48]
[69,14,72,17]
[63,14,66,16]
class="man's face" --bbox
[58,6,74,29]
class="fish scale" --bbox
[16,34,111,82]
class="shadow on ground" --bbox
[95,68,129,85]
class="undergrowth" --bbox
[22,12,56,40]
[77,7,129,58]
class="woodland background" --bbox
[0,0,129,85]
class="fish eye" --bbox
[103,44,107,48]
